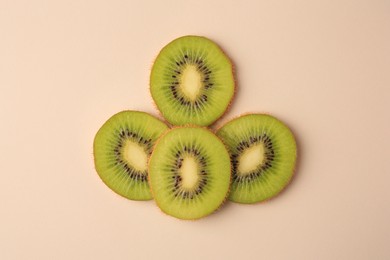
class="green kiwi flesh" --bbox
[148,127,231,219]
[217,114,297,204]
[150,35,235,126]
[93,111,169,200]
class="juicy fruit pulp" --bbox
[93,111,169,200]
[93,35,300,219]
[150,35,235,126]
[217,114,297,204]
[148,127,231,219]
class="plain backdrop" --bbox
[1,0,389,259]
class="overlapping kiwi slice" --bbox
[217,114,297,204]
[148,127,231,220]
[150,35,235,126]
[93,111,169,200]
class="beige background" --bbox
[1,0,389,259]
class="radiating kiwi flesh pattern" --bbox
[148,126,231,219]
[150,35,235,126]
[217,114,297,204]
[93,111,169,200]
[93,35,299,219]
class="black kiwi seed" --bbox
[231,134,276,183]
[94,111,171,201]
[112,130,151,182]
[169,146,209,199]
[167,57,214,106]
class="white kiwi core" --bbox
[237,143,265,176]
[180,65,202,101]
[122,140,148,172]
[179,156,200,189]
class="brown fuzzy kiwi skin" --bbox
[92,110,170,202]
[147,125,232,221]
[214,113,298,205]
[149,35,236,127]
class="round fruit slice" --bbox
[148,127,231,220]
[217,114,297,204]
[150,35,235,126]
[93,111,169,200]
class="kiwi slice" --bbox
[217,114,297,204]
[150,35,235,126]
[93,111,169,200]
[148,127,231,219]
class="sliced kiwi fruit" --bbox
[150,35,235,126]
[93,111,169,200]
[217,114,297,204]
[148,127,231,219]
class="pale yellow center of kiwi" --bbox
[122,139,148,172]
[180,64,202,101]
[179,156,200,189]
[237,143,265,176]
